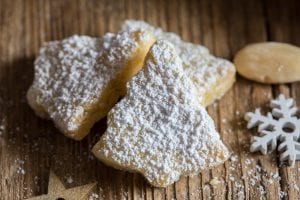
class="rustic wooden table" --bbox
[0,0,300,199]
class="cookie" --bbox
[27,31,155,140]
[234,42,300,83]
[121,20,236,106]
[92,41,229,187]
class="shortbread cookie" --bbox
[27,31,155,140]
[92,41,229,187]
[122,20,236,106]
[234,42,300,83]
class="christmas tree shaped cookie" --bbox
[122,20,236,106]
[92,40,229,187]
[27,30,155,140]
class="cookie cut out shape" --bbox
[121,20,236,106]
[27,31,155,140]
[26,171,96,200]
[92,40,229,187]
[245,94,300,166]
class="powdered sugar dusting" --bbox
[121,20,235,99]
[27,30,151,138]
[93,41,229,187]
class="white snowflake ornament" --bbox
[245,94,300,166]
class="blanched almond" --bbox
[234,42,300,83]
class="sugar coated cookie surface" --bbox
[122,20,236,106]
[27,31,155,140]
[92,41,229,187]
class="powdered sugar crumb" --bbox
[279,191,287,198]
[89,193,99,200]
[66,175,73,184]
[15,159,26,175]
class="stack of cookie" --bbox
[27,20,236,187]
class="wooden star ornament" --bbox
[27,171,97,200]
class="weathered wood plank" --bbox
[224,0,249,199]
[290,7,300,200]
[243,1,282,200]
[265,1,300,200]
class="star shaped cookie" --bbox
[92,40,229,187]
[27,30,155,140]
[121,20,236,106]
[26,171,96,200]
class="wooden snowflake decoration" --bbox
[245,94,300,166]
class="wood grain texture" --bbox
[0,0,299,199]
